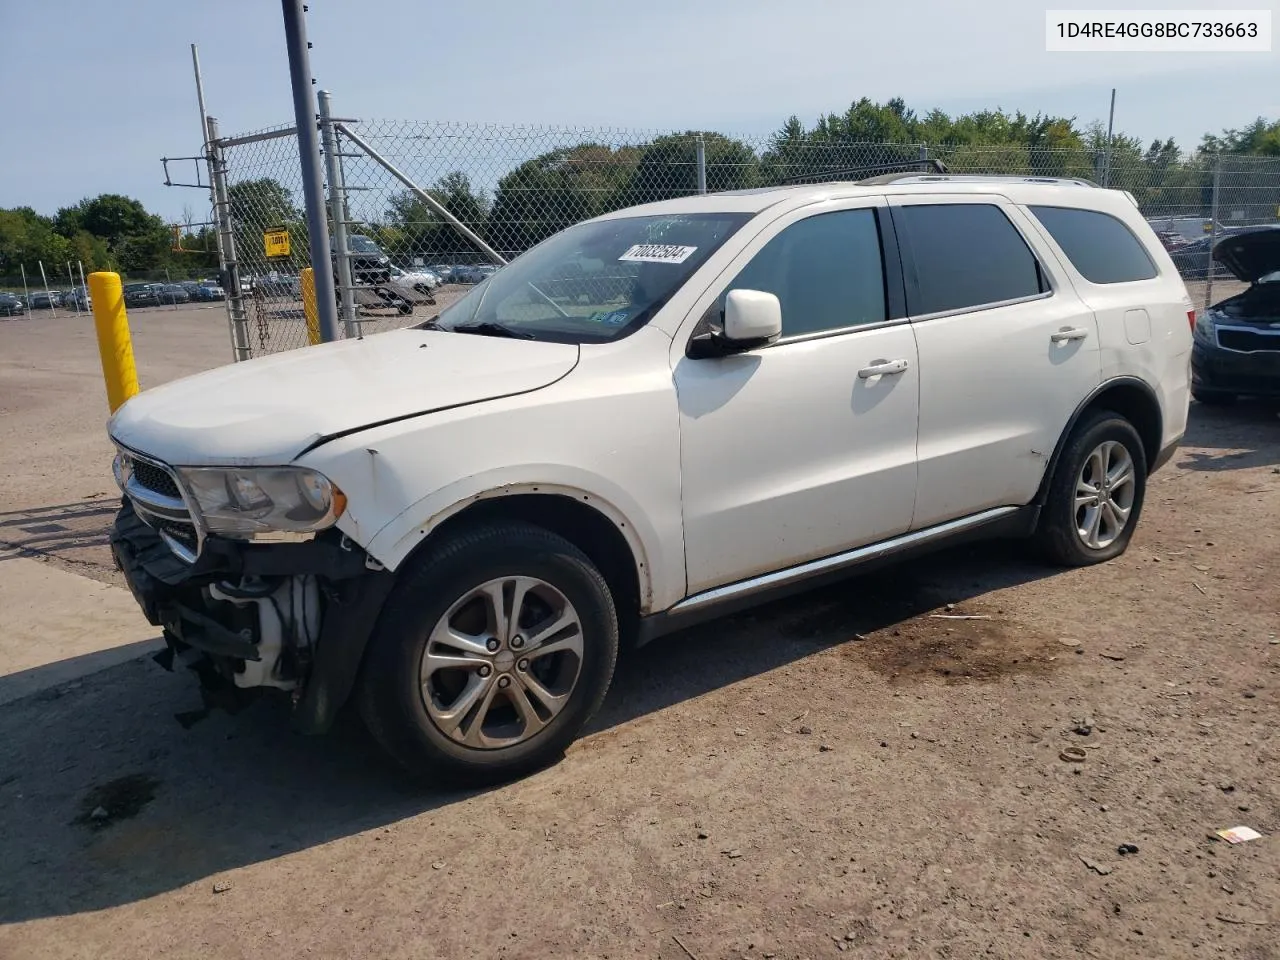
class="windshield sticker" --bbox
[619,243,697,264]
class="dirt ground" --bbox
[1,294,1278,960]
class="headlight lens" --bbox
[178,466,345,538]
[1194,311,1216,344]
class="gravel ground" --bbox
[0,287,1277,960]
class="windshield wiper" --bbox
[451,321,536,340]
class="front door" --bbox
[673,201,921,595]
[888,196,1102,529]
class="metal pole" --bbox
[1205,152,1221,311]
[191,44,219,220]
[319,91,357,337]
[20,264,30,311]
[66,262,80,316]
[918,143,929,173]
[208,115,251,361]
[336,123,506,265]
[39,261,57,318]
[1103,88,1116,188]
[695,135,707,195]
[281,0,338,343]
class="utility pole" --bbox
[281,0,339,343]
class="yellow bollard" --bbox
[300,267,321,346]
[87,272,140,413]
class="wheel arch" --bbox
[369,477,661,619]
[1035,376,1163,505]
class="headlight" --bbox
[1193,312,1216,344]
[177,466,346,538]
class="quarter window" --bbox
[1029,205,1158,284]
[720,208,887,338]
[897,203,1046,315]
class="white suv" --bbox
[108,175,1192,783]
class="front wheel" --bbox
[358,522,619,786]
[1034,411,1147,567]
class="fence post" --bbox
[319,91,358,338]
[281,0,339,344]
[1205,151,1221,312]
[86,272,140,413]
[38,262,57,318]
[207,116,252,362]
[918,143,928,172]
[696,135,707,195]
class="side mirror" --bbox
[687,289,783,359]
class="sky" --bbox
[0,0,1276,222]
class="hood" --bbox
[109,328,579,466]
[1213,228,1280,283]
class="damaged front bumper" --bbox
[109,499,394,733]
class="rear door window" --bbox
[1030,206,1158,284]
[895,203,1046,316]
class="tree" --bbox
[382,172,490,262]
[228,178,305,269]
[487,144,640,256]
[1200,117,1280,156]
[0,207,74,279]
[616,132,758,208]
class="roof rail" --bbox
[780,158,949,185]
[857,173,1101,188]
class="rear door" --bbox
[889,196,1101,529]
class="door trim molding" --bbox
[637,504,1034,644]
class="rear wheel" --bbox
[1035,411,1147,567]
[358,522,618,786]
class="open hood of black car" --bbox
[1213,227,1280,283]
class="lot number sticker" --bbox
[619,244,697,264]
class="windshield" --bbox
[347,235,383,255]
[430,212,752,343]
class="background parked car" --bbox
[123,283,161,308]
[388,264,442,297]
[157,283,191,305]
[26,290,62,310]
[1169,227,1250,279]
[0,293,25,316]
[62,287,91,311]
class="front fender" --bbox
[362,465,680,614]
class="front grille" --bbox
[132,460,182,499]
[1218,328,1280,353]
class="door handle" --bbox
[1050,326,1090,342]
[857,358,910,378]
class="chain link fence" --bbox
[214,117,1280,358]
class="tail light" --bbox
[1187,309,1196,331]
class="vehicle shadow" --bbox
[1176,400,1279,472]
[0,497,117,560]
[0,538,1059,924]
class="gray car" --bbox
[0,293,24,316]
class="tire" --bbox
[1192,388,1237,406]
[358,522,619,786]
[1034,411,1147,567]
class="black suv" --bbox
[335,234,393,286]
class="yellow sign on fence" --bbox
[263,228,291,258]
